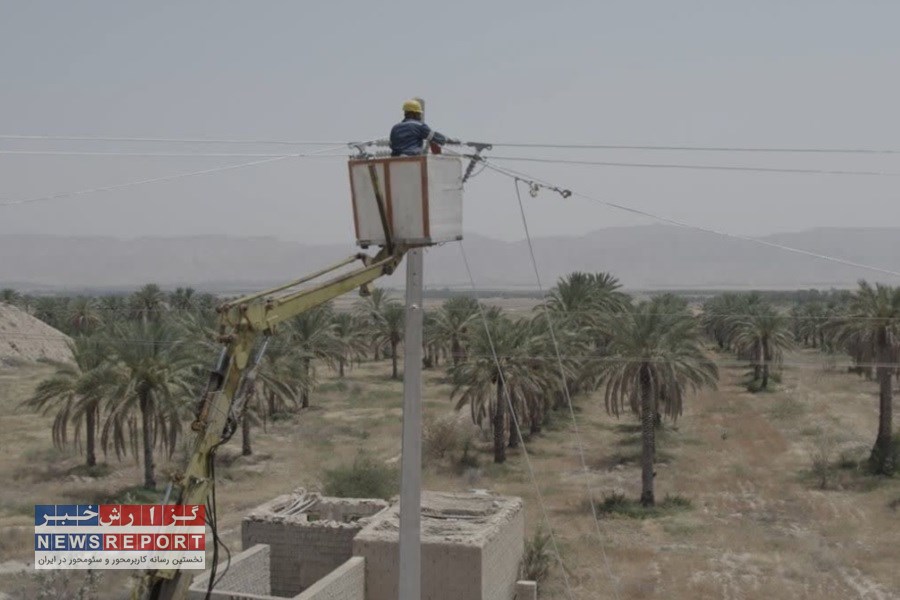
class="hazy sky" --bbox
[2,1,899,245]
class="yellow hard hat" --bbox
[402,99,423,114]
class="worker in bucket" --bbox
[390,99,459,156]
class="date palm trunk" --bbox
[493,378,506,464]
[140,389,156,489]
[639,365,655,507]
[871,331,895,474]
[85,402,97,468]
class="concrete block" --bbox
[515,581,537,600]
[241,490,388,597]
[296,556,365,600]
[353,491,525,600]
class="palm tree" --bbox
[68,297,103,334]
[332,312,369,377]
[240,338,310,455]
[545,272,628,398]
[287,305,342,407]
[103,320,197,489]
[129,284,167,324]
[373,301,405,380]
[423,310,440,368]
[25,335,117,467]
[433,296,479,366]
[728,303,793,390]
[701,293,760,351]
[597,298,718,506]
[450,313,548,463]
[1,288,21,306]
[32,296,68,331]
[548,272,627,319]
[168,287,196,311]
[354,286,389,360]
[97,295,127,323]
[834,281,900,475]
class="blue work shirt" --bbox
[390,118,448,156]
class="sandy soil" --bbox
[0,303,72,367]
[0,349,897,599]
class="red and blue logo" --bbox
[34,504,206,570]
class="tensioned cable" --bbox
[0,155,289,207]
[5,134,900,155]
[512,179,621,599]
[0,143,349,207]
[459,241,578,600]
[37,304,894,321]
[480,160,900,280]
[487,155,900,177]
[489,142,900,155]
[0,134,347,146]
[9,148,898,177]
[1,332,886,368]
[0,150,335,158]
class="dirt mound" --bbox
[0,303,73,366]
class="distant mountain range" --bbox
[2,226,900,292]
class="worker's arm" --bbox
[422,123,459,146]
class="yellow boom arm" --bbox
[140,245,406,600]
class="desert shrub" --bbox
[521,527,553,583]
[424,415,461,461]
[456,431,481,473]
[323,455,398,500]
[595,492,691,519]
[810,434,836,489]
[660,494,692,510]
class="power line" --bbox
[510,179,621,599]
[481,160,900,281]
[459,241,578,600]
[0,134,348,146]
[489,142,900,155]
[486,155,900,177]
[0,156,290,207]
[0,143,349,207]
[5,133,900,155]
[0,332,886,368]
[0,150,315,158]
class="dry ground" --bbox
[0,348,898,599]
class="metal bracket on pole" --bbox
[462,142,493,183]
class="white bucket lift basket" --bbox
[348,154,463,248]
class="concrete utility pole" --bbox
[398,247,423,600]
[398,95,427,600]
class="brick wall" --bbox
[188,544,282,600]
[243,518,363,597]
[481,508,525,600]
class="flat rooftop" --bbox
[244,489,389,527]
[355,490,523,547]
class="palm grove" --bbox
[6,275,898,509]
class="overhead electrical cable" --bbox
[486,155,900,177]
[480,160,900,281]
[0,143,350,207]
[4,133,900,155]
[0,134,348,146]
[459,241,579,600]
[511,178,622,600]
[488,142,900,155]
